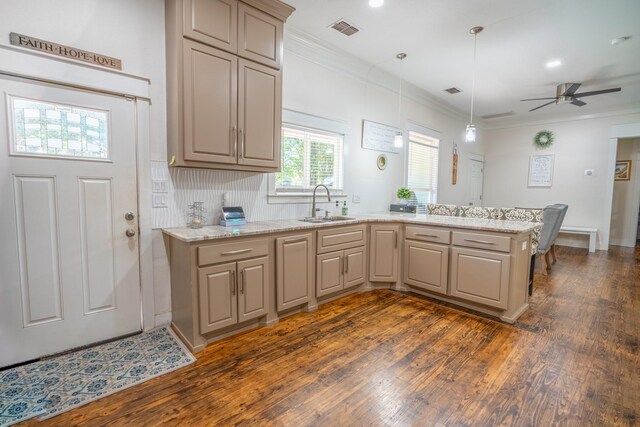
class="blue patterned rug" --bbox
[0,326,195,426]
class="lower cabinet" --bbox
[275,233,313,312]
[198,256,268,334]
[450,247,510,309]
[403,240,449,295]
[369,224,400,282]
[316,246,365,297]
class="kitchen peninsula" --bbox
[164,213,538,352]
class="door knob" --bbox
[125,212,135,221]
[125,228,136,237]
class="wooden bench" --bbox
[559,226,597,253]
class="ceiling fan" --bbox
[521,83,621,112]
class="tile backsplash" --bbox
[151,161,317,229]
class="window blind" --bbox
[275,125,344,193]
[407,130,439,212]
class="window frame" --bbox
[268,109,348,204]
[404,122,442,209]
[7,94,112,162]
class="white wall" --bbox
[0,0,168,164]
[0,2,483,324]
[610,138,640,247]
[483,113,640,250]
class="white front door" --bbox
[468,159,484,206]
[0,76,141,367]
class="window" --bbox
[275,125,344,193]
[407,130,439,212]
[10,96,109,160]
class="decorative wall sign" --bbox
[10,33,122,70]
[615,160,632,181]
[528,154,554,187]
[362,120,401,154]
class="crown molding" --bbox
[243,0,295,21]
[481,107,640,131]
[283,27,471,124]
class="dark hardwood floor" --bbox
[23,245,639,426]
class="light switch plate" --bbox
[152,194,168,208]
[352,194,361,203]
[152,179,168,193]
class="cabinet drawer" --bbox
[452,231,511,253]
[317,225,366,254]
[198,238,268,266]
[405,226,450,244]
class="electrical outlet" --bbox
[352,194,361,203]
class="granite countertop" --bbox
[162,212,541,243]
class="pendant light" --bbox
[465,26,483,144]
[394,52,406,148]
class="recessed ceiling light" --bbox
[545,60,562,68]
[611,36,631,45]
[368,0,384,8]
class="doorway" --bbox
[468,154,484,206]
[608,138,640,248]
[0,75,142,367]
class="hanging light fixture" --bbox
[394,52,406,148]
[465,26,483,144]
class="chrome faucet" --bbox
[311,184,331,218]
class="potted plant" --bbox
[396,187,412,205]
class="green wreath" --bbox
[534,130,554,148]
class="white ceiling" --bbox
[285,0,640,123]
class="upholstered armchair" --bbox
[538,204,569,274]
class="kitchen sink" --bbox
[300,216,355,223]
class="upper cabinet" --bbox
[183,0,238,53]
[166,0,294,172]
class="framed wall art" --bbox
[528,154,554,187]
[615,160,631,181]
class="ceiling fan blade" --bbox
[571,99,587,107]
[529,100,556,112]
[520,97,557,101]
[573,88,621,97]
[561,83,581,96]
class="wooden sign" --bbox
[10,33,122,70]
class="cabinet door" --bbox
[369,225,399,282]
[276,233,313,311]
[237,59,281,169]
[344,246,366,289]
[198,262,237,334]
[183,0,238,53]
[237,256,268,323]
[316,251,343,297]
[238,2,283,69]
[450,247,510,309]
[183,40,238,164]
[403,241,449,295]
